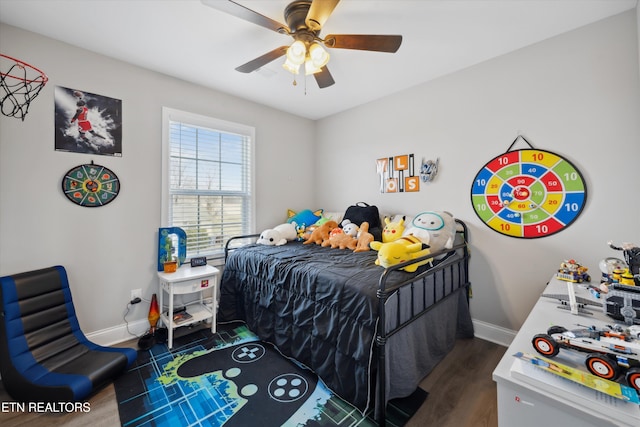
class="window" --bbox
[162,108,254,260]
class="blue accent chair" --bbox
[0,266,137,402]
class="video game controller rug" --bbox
[115,322,390,426]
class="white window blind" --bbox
[162,108,254,259]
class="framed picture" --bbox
[54,86,122,156]
[376,154,420,193]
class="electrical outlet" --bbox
[131,289,142,301]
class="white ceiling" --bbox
[0,0,637,120]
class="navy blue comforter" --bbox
[218,240,471,413]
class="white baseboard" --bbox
[89,317,517,349]
[86,319,149,347]
[472,318,516,347]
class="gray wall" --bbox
[314,10,640,339]
[0,24,316,339]
[1,9,639,345]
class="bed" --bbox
[218,218,474,424]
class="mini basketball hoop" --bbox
[0,53,49,121]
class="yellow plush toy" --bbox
[382,215,406,243]
[370,235,432,272]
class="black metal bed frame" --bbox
[224,219,471,426]
[375,218,470,424]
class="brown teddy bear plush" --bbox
[304,220,338,245]
[354,221,374,252]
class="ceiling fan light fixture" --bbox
[282,58,301,74]
[304,58,322,75]
[308,42,330,68]
[205,0,403,89]
[286,40,306,65]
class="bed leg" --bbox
[376,335,387,426]
[377,282,388,426]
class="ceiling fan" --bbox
[202,0,402,88]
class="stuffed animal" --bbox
[370,235,432,272]
[404,211,456,255]
[256,223,297,246]
[301,224,318,240]
[315,212,340,226]
[322,220,359,248]
[341,219,359,237]
[295,223,307,241]
[287,209,323,226]
[325,231,358,250]
[382,216,405,243]
[329,226,344,239]
[322,226,343,247]
[354,221,374,253]
[304,220,338,245]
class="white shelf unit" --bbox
[157,264,219,349]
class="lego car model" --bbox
[532,324,640,393]
[555,259,591,283]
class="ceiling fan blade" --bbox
[313,66,335,88]
[235,46,288,73]
[305,0,340,32]
[202,0,290,34]
[324,34,402,53]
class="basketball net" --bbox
[0,53,48,121]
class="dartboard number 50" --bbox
[471,149,586,238]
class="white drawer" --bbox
[161,277,213,294]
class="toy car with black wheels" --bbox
[532,324,640,393]
[555,259,591,283]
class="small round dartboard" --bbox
[62,163,120,207]
[470,149,587,238]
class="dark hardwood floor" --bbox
[0,334,506,427]
[408,337,507,427]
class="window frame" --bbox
[161,107,256,260]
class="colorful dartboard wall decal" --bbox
[62,162,120,207]
[470,139,587,238]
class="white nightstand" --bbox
[157,264,219,349]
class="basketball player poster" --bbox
[54,86,122,156]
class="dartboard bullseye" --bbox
[62,163,120,207]
[471,149,586,238]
